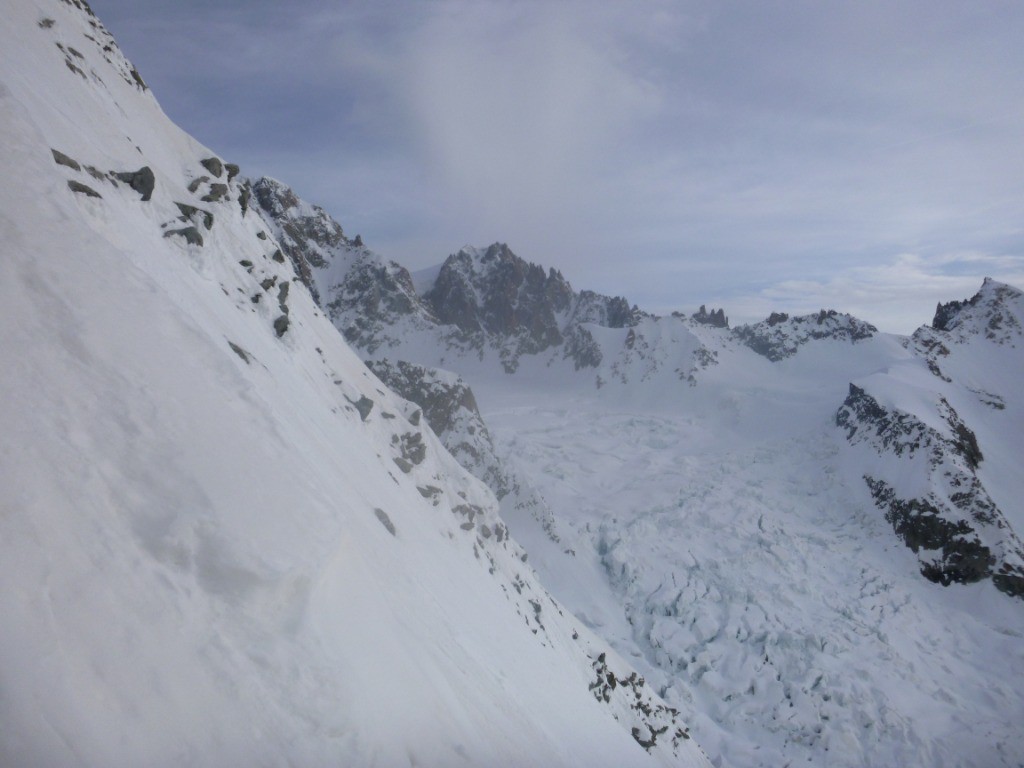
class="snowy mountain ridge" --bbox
[837,383,1024,595]
[1,2,714,766]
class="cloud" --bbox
[703,251,1024,334]
[89,0,1024,332]
[326,2,671,255]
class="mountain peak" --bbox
[733,308,877,361]
[931,278,1023,343]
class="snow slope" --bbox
[0,2,712,766]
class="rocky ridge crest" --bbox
[836,384,1024,597]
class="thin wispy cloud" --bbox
[92,0,1024,332]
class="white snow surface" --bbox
[0,3,713,767]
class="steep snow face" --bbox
[0,3,715,767]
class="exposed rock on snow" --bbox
[417,243,642,373]
[252,176,355,302]
[67,178,101,198]
[112,165,155,201]
[174,202,213,231]
[691,304,728,328]
[200,182,228,203]
[199,156,223,178]
[51,147,80,170]
[367,359,511,500]
[423,243,572,366]
[733,308,876,361]
[837,383,1024,597]
[163,226,203,247]
[930,278,1023,343]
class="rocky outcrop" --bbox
[163,226,203,247]
[251,177,357,302]
[691,305,728,328]
[201,183,229,203]
[928,278,1022,344]
[735,309,876,361]
[327,258,437,355]
[424,244,570,357]
[587,651,693,755]
[67,179,101,198]
[420,243,641,372]
[911,279,1023,383]
[200,157,224,178]
[51,148,81,171]
[563,324,603,370]
[836,384,1024,598]
[40,0,149,92]
[367,359,510,499]
[113,166,155,201]
[568,290,641,329]
[175,202,213,231]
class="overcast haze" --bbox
[89,0,1024,332]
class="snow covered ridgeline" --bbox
[247,189,651,375]
[837,278,1024,599]
[732,309,877,362]
[837,383,1024,597]
[1,1,715,765]
[249,183,910,390]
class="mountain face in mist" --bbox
[255,175,1024,767]
[0,2,714,766]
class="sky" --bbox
[88,0,1024,333]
